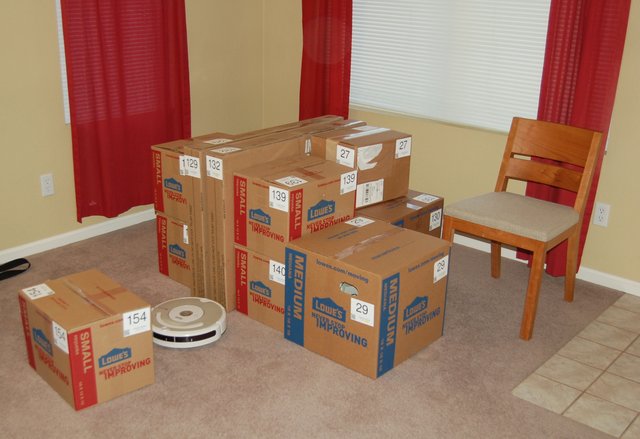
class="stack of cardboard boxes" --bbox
[151,116,451,378]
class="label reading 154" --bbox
[123,307,151,337]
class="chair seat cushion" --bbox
[444,192,579,242]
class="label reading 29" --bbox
[123,307,151,337]
[269,186,289,212]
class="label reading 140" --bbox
[269,186,289,212]
[123,307,151,337]
[269,260,286,285]
[206,156,223,180]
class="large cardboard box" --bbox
[233,155,356,260]
[234,245,285,332]
[310,126,412,207]
[18,269,154,410]
[284,218,450,379]
[356,189,444,238]
[155,212,196,289]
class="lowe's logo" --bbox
[312,297,346,322]
[404,296,429,320]
[308,200,335,221]
[169,244,187,259]
[33,328,52,356]
[164,178,182,192]
[250,281,272,298]
[249,208,271,225]
[98,347,132,368]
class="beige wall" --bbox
[1,1,638,286]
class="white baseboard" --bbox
[0,208,155,264]
[453,235,640,297]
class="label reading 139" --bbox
[341,170,357,194]
[269,186,289,212]
[123,307,151,337]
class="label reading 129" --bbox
[336,145,355,168]
[179,155,200,178]
[340,170,357,194]
[22,283,55,300]
[351,298,375,327]
[269,260,286,285]
[206,156,223,180]
[434,255,449,283]
[123,307,151,337]
[269,186,289,212]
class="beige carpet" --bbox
[0,220,626,438]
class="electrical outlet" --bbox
[593,202,610,227]
[40,173,55,197]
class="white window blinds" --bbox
[351,0,551,132]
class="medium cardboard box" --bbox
[233,155,356,261]
[18,269,154,410]
[202,121,365,310]
[284,218,450,379]
[310,126,412,207]
[156,212,195,289]
[234,245,285,332]
[356,189,444,238]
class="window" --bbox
[351,0,551,132]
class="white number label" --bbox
[275,176,307,187]
[206,156,223,180]
[52,321,69,353]
[429,208,442,231]
[345,217,374,227]
[395,137,412,158]
[434,255,449,283]
[183,224,189,245]
[269,186,289,212]
[203,138,232,145]
[212,146,241,154]
[355,179,384,208]
[269,260,286,285]
[414,193,440,204]
[340,170,357,194]
[351,298,375,327]
[336,145,355,168]
[123,307,151,337]
[179,155,200,178]
[22,284,55,300]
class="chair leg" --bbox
[564,230,579,302]
[442,215,454,242]
[491,241,501,278]
[520,247,545,341]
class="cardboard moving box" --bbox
[310,126,412,207]
[356,189,444,238]
[284,218,450,379]
[156,212,196,289]
[18,269,154,410]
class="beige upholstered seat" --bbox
[442,117,602,340]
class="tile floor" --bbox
[513,294,640,438]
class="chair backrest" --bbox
[495,117,602,215]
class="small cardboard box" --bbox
[156,212,195,289]
[284,218,450,379]
[18,269,154,410]
[356,189,444,238]
[310,126,412,207]
[233,155,356,260]
[234,245,285,332]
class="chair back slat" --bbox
[509,118,597,167]
[503,158,583,192]
[496,117,602,214]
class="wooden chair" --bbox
[442,117,602,340]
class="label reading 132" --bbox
[123,307,151,337]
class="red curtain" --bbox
[61,0,191,222]
[521,0,630,275]
[299,0,352,120]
